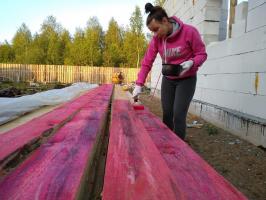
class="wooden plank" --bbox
[0,105,60,134]
[0,85,113,199]
[135,108,248,200]
[0,85,110,167]
[229,0,238,38]
[103,100,180,199]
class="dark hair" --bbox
[145,3,168,26]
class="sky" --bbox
[0,0,148,43]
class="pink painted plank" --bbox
[135,107,247,200]
[103,100,181,200]
[0,84,113,200]
[0,85,111,164]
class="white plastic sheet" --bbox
[0,82,98,125]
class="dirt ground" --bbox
[0,81,71,97]
[139,94,266,200]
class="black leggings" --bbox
[161,75,197,140]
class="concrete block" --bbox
[181,8,194,22]
[178,0,196,21]
[166,0,186,17]
[194,87,266,119]
[206,26,266,58]
[203,34,219,45]
[192,6,221,24]
[189,100,266,147]
[246,3,266,32]
[245,122,266,147]
[170,1,185,17]
[192,12,205,27]
[204,6,221,21]
[232,20,246,38]
[194,0,221,13]
[235,2,248,22]
[248,0,266,10]
[197,73,254,94]
[199,48,266,75]
[197,21,220,35]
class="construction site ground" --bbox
[139,94,266,200]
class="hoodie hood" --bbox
[167,16,184,40]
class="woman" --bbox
[132,3,207,140]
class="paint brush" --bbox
[132,97,144,110]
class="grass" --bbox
[204,124,219,135]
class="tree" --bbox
[65,28,88,65]
[84,17,104,66]
[123,6,147,68]
[130,6,143,35]
[12,23,32,64]
[103,18,123,67]
[27,33,46,64]
[0,41,15,63]
[153,0,166,6]
[60,30,72,65]
[39,16,64,64]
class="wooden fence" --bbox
[0,63,150,84]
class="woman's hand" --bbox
[132,85,142,99]
[179,60,194,76]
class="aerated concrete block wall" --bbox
[150,0,266,147]
[164,0,224,45]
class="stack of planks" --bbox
[0,85,248,199]
[102,96,248,199]
[0,84,113,200]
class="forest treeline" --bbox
[0,6,150,68]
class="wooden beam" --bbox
[103,100,181,199]
[135,108,247,199]
[229,0,238,38]
[0,86,109,170]
[0,84,113,199]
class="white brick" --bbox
[192,12,206,26]
[204,7,221,21]
[197,72,266,96]
[199,48,266,74]
[232,20,246,38]
[194,87,266,119]
[202,34,219,45]
[235,2,248,22]
[192,6,221,25]
[197,73,254,94]
[246,3,266,32]
[206,26,266,59]
[181,8,194,22]
[248,0,266,10]
[197,21,220,35]
[194,0,221,12]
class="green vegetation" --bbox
[154,0,166,6]
[0,6,148,68]
[204,124,219,135]
[0,81,71,97]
